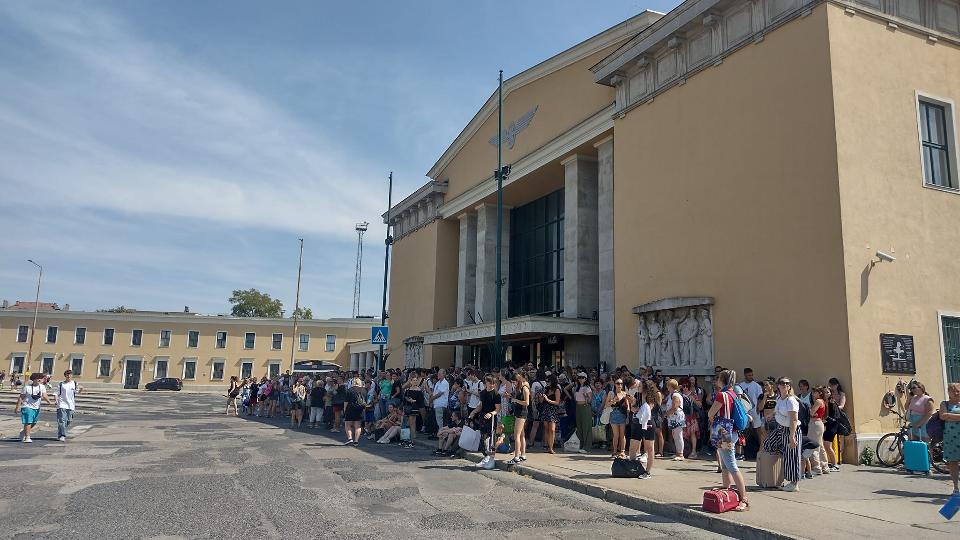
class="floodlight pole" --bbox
[378,172,393,371]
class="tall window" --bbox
[75,327,86,345]
[16,325,28,343]
[919,99,957,189]
[12,355,25,373]
[508,189,565,317]
[325,334,336,352]
[943,316,960,385]
[216,331,227,349]
[131,329,143,347]
[46,326,58,344]
[211,360,225,380]
[98,357,112,377]
[269,362,280,378]
[159,330,171,348]
[155,358,168,379]
[241,361,253,379]
[41,356,54,375]
[299,333,310,352]
[272,333,283,350]
[103,328,115,346]
[244,332,256,349]
[71,356,83,375]
[187,330,199,348]
[183,359,197,380]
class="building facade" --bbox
[0,309,376,390]
[385,0,960,457]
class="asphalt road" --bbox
[0,393,730,539]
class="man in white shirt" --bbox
[14,373,56,443]
[464,369,482,410]
[740,368,764,430]
[56,369,82,441]
[431,369,450,430]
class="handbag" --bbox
[611,457,645,478]
[400,428,411,441]
[458,425,481,452]
[702,488,740,513]
[563,433,581,453]
[599,406,613,425]
[592,423,607,443]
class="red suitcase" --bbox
[702,488,740,513]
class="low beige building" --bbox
[0,308,377,390]
[384,0,960,459]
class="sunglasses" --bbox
[777,381,790,386]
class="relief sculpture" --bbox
[635,302,714,375]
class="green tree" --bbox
[229,289,283,318]
[291,307,313,319]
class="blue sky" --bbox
[0,0,677,318]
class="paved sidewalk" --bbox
[408,437,960,540]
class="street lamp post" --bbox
[26,259,42,374]
[378,172,394,371]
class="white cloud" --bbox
[0,2,386,239]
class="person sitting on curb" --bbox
[374,404,404,444]
[432,410,465,457]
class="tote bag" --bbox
[458,425,481,452]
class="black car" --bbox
[145,377,183,391]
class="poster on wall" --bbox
[880,333,916,374]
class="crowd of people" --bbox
[227,363,960,501]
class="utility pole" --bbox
[26,259,42,374]
[289,239,303,374]
[352,222,369,318]
[378,172,394,371]
[493,70,510,370]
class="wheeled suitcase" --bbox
[702,488,740,513]
[903,440,930,473]
[756,450,785,488]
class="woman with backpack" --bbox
[707,369,749,511]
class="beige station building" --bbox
[383,0,960,458]
[0,304,378,391]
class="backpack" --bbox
[730,390,749,431]
[833,408,852,436]
[926,401,947,442]
[797,399,811,435]
[681,394,693,416]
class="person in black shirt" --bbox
[309,381,326,428]
[469,376,501,466]
[344,378,368,445]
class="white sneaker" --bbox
[577,449,588,454]
[22,437,32,443]
[476,456,491,468]
[482,457,496,470]
[782,481,799,492]
[58,436,66,442]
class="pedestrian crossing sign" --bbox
[371,326,388,345]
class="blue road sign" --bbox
[371,326,388,345]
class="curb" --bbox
[408,437,802,540]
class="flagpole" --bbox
[378,172,394,371]
[495,69,504,370]
[289,239,303,374]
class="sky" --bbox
[0,0,678,318]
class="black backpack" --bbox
[611,457,646,478]
[681,394,693,416]
[797,400,811,435]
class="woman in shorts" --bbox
[343,377,367,445]
[289,378,307,428]
[507,372,530,464]
[629,384,659,478]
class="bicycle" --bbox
[875,409,947,474]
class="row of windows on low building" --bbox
[9,353,287,382]
[12,325,337,352]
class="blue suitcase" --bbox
[903,440,930,473]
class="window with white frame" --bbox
[215,331,227,349]
[75,327,86,345]
[98,357,112,377]
[16,325,28,343]
[244,332,255,349]
[268,362,280,379]
[918,96,958,190]
[299,333,310,352]
[211,360,225,380]
[155,357,169,379]
[12,355,26,373]
[131,329,143,347]
[159,330,171,348]
[325,334,336,352]
[272,333,283,350]
[241,360,253,379]
[183,359,197,380]
[71,355,83,375]
[41,356,54,375]
[46,326,58,344]
[103,328,115,345]
[187,330,199,348]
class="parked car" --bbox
[145,378,182,391]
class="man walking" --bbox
[14,373,57,443]
[56,369,82,441]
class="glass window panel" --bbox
[920,103,932,142]
[928,104,946,145]
[933,148,952,187]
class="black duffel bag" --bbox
[611,457,646,478]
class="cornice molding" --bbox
[0,310,376,329]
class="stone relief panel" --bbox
[636,303,714,374]
[404,338,424,368]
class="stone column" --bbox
[366,351,375,372]
[561,154,599,319]
[349,353,359,371]
[456,211,478,367]
[475,204,510,325]
[594,136,616,365]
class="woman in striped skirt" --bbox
[762,377,803,492]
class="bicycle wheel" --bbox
[876,432,904,467]
[930,440,948,474]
